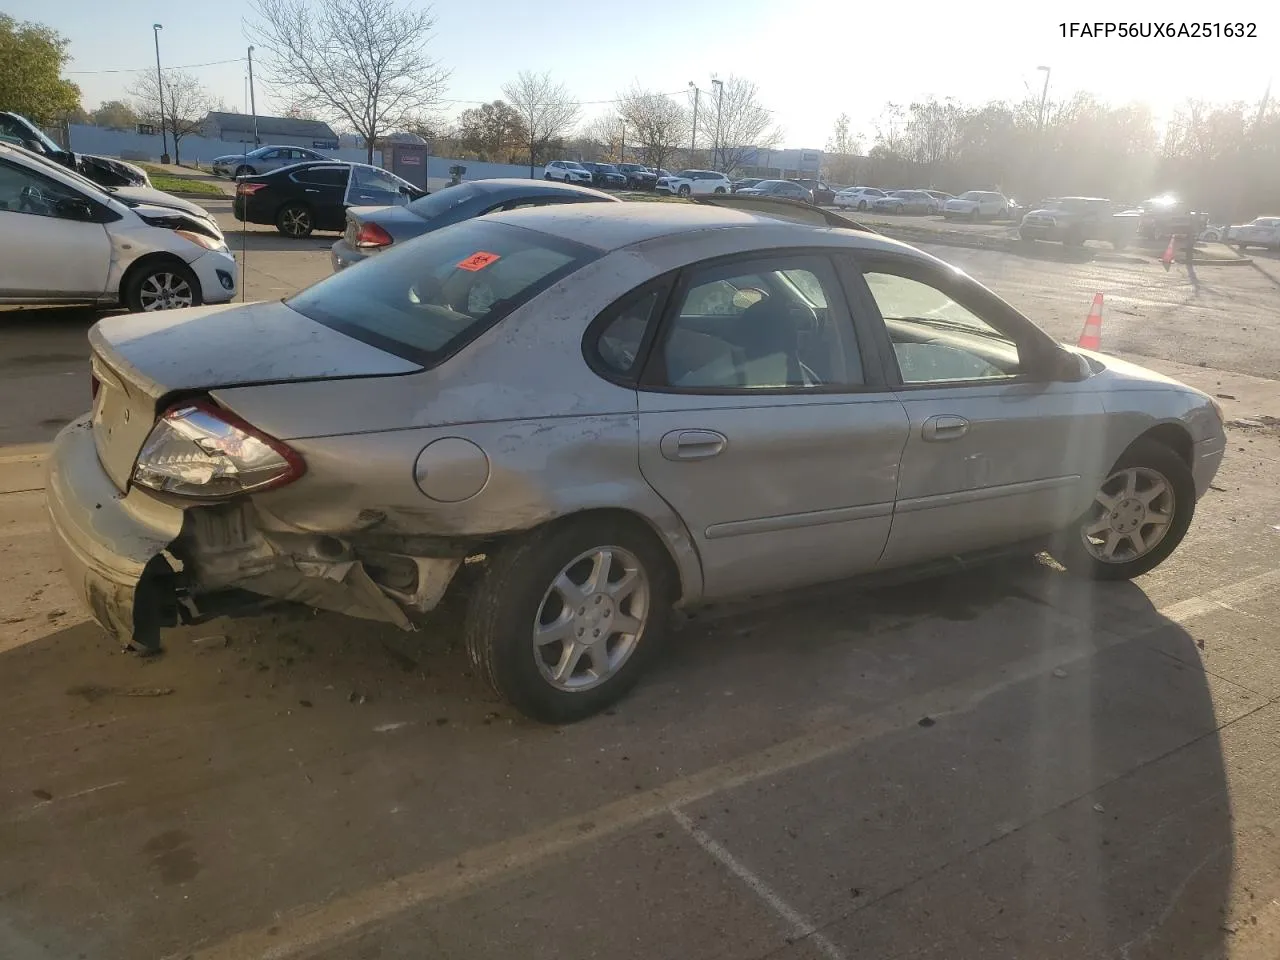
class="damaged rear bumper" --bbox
[46,417,463,648]
[45,417,184,646]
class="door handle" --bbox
[922,415,969,442]
[304,188,319,193]
[660,429,727,461]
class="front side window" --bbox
[653,256,861,391]
[0,160,89,219]
[860,268,1021,384]
[288,219,598,366]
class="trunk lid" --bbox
[88,300,422,490]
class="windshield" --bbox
[595,164,619,173]
[959,191,982,200]
[10,146,116,199]
[564,161,587,170]
[288,219,598,365]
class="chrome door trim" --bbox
[894,474,1081,514]
[705,500,895,540]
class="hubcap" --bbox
[1080,466,1175,563]
[138,272,193,311]
[533,546,650,692]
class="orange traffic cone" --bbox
[1161,235,1176,271]
[1078,293,1103,350]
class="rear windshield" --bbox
[287,219,600,366]
[406,182,488,219]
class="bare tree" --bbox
[824,113,862,184]
[249,0,449,164]
[502,71,580,178]
[693,76,777,173]
[617,86,687,174]
[129,70,213,166]
[583,113,626,161]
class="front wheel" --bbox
[1055,438,1195,581]
[677,185,691,198]
[857,200,867,211]
[276,202,314,238]
[465,518,675,723]
[235,165,254,178]
[124,261,202,313]
[714,186,726,194]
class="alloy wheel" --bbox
[137,272,194,311]
[532,546,650,692]
[1079,466,1175,563]
[281,206,311,236]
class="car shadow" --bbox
[0,556,1237,960]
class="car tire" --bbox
[123,259,203,313]
[857,200,867,211]
[275,202,314,238]
[545,173,553,180]
[1054,438,1196,582]
[969,208,979,222]
[677,185,691,198]
[464,516,676,724]
[714,186,726,194]
[234,165,254,178]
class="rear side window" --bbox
[287,219,599,366]
[292,166,348,187]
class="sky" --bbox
[12,0,1276,148]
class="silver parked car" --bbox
[46,199,1226,723]
[211,145,332,178]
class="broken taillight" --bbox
[131,400,305,499]
[354,221,394,248]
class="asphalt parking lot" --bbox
[3,197,1280,960]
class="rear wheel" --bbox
[465,517,675,723]
[1055,438,1195,581]
[857,200,867,211]
[276,202,314,238]
[124,261,202,313]
[714,186,726,194]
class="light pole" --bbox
[688,81,700,165]
[710,77,724,171]
[247,46,260,147]
[1036,65,1051,135]
[153,24,169,164]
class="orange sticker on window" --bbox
[457,251,501,271]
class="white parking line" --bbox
[179,567,1280,960]
[670,807,846,960]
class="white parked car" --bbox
[0,143,237,312]
[544,160,593,184]
[834,186,886,211]
[871,190,938,215]
[655,169,731,197]
[1224,216,1280,249]
[944,190,1010,221]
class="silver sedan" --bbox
[46,200,1226,723]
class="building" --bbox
[735,147,823,179]
[202,112,339,149]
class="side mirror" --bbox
[55,197,96,221]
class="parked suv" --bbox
[543,160,593,184]
[616,163,657,190]
[580,162,628,189]
[1019,197,1136,248]
[655,169,731,196]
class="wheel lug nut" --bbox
[593,629,600,637]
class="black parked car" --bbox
[233,160,426,237]
[735,179,814,204]
[0,111,150,188]
[616,163,657,190]
[789,178,836,205]
[330,178,619,272]
[580,162,628,189]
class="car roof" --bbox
[483,199,918,256]
[428,178,619,202]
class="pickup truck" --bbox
[1018,196,1137,248]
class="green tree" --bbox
[91,100,139,130]
[0,15,81,122]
